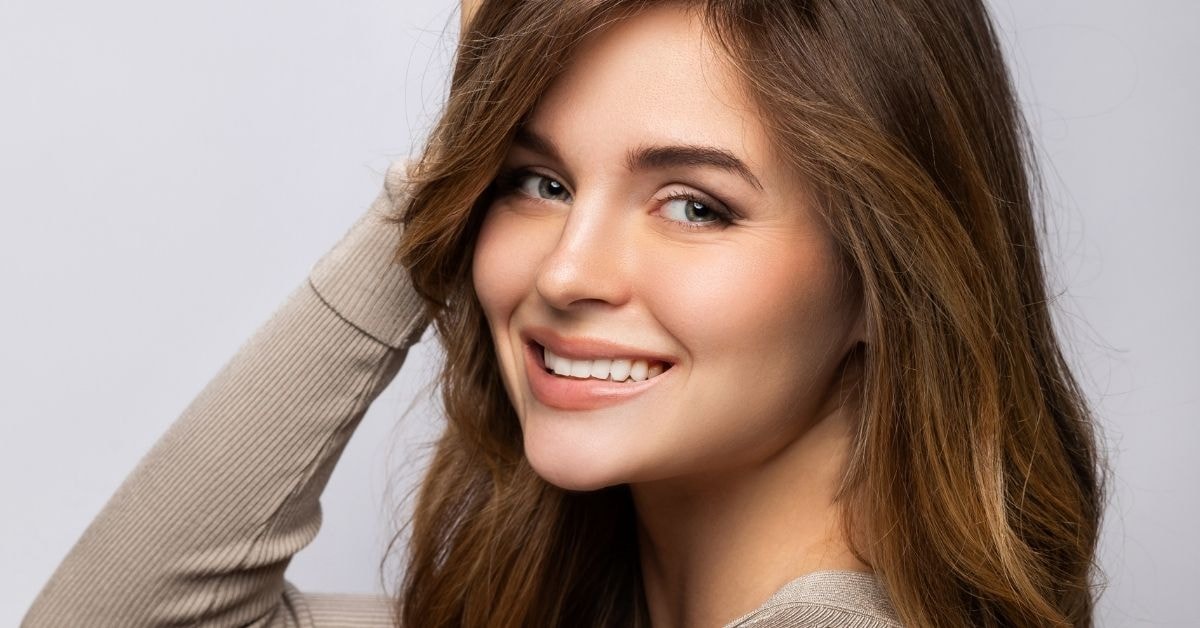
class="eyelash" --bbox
[658,190,735,231]
[493,168,737,232]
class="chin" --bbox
[523,432,630,492]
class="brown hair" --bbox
[385,1,1109,626]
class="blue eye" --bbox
[659,192,734,230]
[517,173,571,202]
[662,197,716,223]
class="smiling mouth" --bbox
[531,341,672,383]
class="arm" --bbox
[23,161,429,628]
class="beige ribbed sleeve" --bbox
[23,161,428,628]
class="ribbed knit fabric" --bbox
[23,161,902,627]
[723,571,901,627]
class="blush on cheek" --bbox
[473,207,565,315]
[471,211,529,414]
[472,211,520,315]
[643,238,853,380]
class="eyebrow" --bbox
[512,126,764,191]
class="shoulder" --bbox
[724,571,903,628]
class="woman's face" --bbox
[472,4,863,491]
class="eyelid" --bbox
[663,185,737,219]
[657,192,737,231]
[498,167,573,202]
[494,166,740,227]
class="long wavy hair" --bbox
[384,1,1109,626]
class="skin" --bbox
[470,3,872,626]
[460,0,480,31]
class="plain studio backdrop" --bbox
[1,1,1196,625]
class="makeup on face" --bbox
[520,326,675,411]
[471,3,862,492]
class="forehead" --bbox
[524,4,771,170]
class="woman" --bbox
[24,0,1107,627]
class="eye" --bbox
[658,192,734,230]
[516,172,572,203]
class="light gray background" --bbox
[1,1,1195,626]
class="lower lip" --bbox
[523,341,672,411]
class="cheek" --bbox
[645,234,853,385]
[472,209,541,325]
[616,234,857,474]
[472,210,543,408]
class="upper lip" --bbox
[521,326,677,365]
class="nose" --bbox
[534,193,633,311]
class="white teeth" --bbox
[589,359,612,379]
[608,359,631,382]
[551,352,572,376]
[541,345,665,382]
[629,360,648,382]
[569,359,592,378]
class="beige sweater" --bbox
[23,161,901,628]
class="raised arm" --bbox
[23,161,430,628]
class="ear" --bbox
[460,0,482,32]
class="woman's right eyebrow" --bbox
[512,126,564,162]
[513,126,763,191]
[626,143,763,191]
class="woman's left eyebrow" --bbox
[512,126,763,191]
[626,143,764,191]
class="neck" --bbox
[630,399,870,628]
